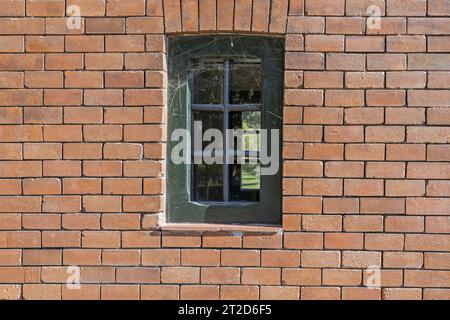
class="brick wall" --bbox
[0,0,449,300]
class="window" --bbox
[167,36,283,225]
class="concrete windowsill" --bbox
[159,223,282,234]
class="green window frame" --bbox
[167,35,284,225]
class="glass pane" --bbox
[192,61,224,104]
[230,111,261,152]
[193,111,224,201]
[230,161,260,202]
[229,111,260,202]
[241,162,261,190]
[194,164,223,201]
[193,110,223,154]
[229,62,262,104]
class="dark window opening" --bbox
[167,35,283,225]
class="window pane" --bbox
[230,161,260,202]
[229,62,262,104]
[230,111,261,152]
[241,162,261,190]
[193,111,224,201]
[194,164,223,201]
[192,61,224,104]
[193,110,223,153]
[229,111,260,201]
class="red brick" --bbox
[342,251,381,268]
[426,217,450,234]
[345,108,384,126]
[0,0,25,16]
[325,127,364,143]
[161,267,199,284]
[282,268,321,285]
[405,234,450,251]
[241,268,281,285]
[251,0,269,32]
[344,215,383,232]
[365,233,404,250]
[346,0,385,16]
[116,267,159,284]
[383,288,421,300]
[407,198,450,215]
[62,285,100,300]
[384,252,423,269]
[283,196,322,214]
[387,0,426,16]
[260,286,299,300]
[27,0,65,17]
[221,250,259,267]
[261,250,300,267]
[180,285,219,300]
[0,37,23,53]
[284,125,322,142]
[408,162,450,179]
[141,285,179,300]
[221,285,259,300]
[346,36,385,52]
[325,233,363,249]
[63,249,101,265]
[234,0,252,31]
[302,250,340,268]
[0,143,22,160]
[83,196,121,213]
[304,143,343,160]
[284,232,323,249]
[385,216,424,233]
[0,72,23,89]
[342,287,381,300]
[123,231,160,248]
[23,284,61,300]
[387,36,426,52]
[268,0,289,33]
[142,249,179,266]
[287,16,324,33]
[101,285,139,300]
[366,162,405,178]
[346,144,385,160]
[285,53,324,70]
[405,270,450,288]
[326,162,363,179]
[361,198,405,214]
[0,162,41,178]
[367,54,406,70]
[424,289,450,300]
[303,178,342,196]
[302,287,340,300]
[42,231,80,248]
[216,0,234,30]
[82,231,120,248]
[106,0,145,16]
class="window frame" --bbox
[166,35,284,225]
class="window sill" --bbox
[159,223,282,234]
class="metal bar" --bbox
[228,104,261,111]
[191,104,225,111]
[223,60,230,202]
[188,68,195,201]
[229,150,259,158]
[192,201,257,206]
